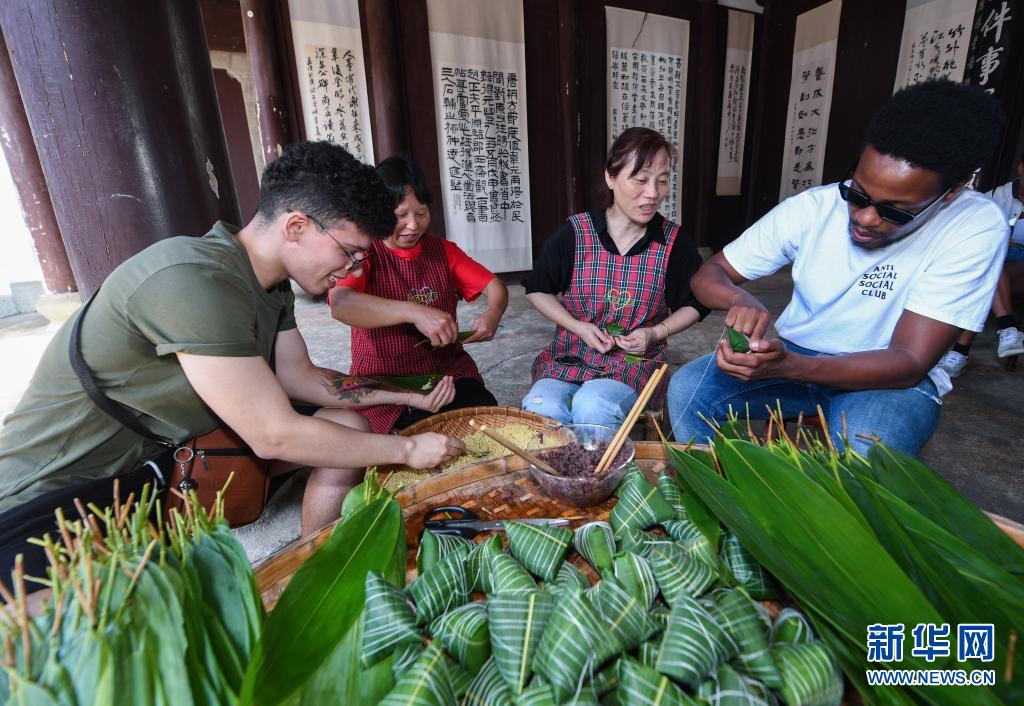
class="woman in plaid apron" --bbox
[330,155,508,433]
[523,128,708,427]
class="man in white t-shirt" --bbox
[934,152,1024,377]
[668,80,1006,455]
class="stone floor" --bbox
[1,272,1021,564]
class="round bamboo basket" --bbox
[253,442,1024,609]
[376,406,561,479]
[255,441,681,607]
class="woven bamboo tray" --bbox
[253,442,1024,609]
[376,406,561,479]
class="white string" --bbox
[674,329,726,438]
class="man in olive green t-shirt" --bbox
[0,142,465,576]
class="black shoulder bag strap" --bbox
[68,294,177,450]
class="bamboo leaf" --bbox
[378,642,455,706]
[698,663,771,705]
[504,521,573,582]
[661,519,718,569]
[417,530,472,576]
[585,578,661,656]
[514,680,600,705]
[573,522,616,573]
[616,656,700,706]
[772,642,843,706]
[867,445,1024,579]
[467,534,504,594]
[655,591,736,688]
[546,561,591,594]
[462,657,514,706]
[709,588,782,689]
[657,471,687,521]
[300,610,395,706]
[534,590,615,702]
[770,608,815,646]
[610,470,675,533]
[726,326,750,353]
[429,601,490,675]
[489,553,538,595]
[489,591,555,693]
[613,526,671,560]
[392,643,425,682]
[611,552,658,609]
[721,534,779,601]
[361,572,422,667]
[665,450,722,561]
[241,498,401,705]
[670,440,1001,705]
[648,542,717,605]
[407,543,471,625]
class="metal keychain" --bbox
[173,446,198,492]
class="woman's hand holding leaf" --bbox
[463,309,502,343]
[573,321,615,354]
[407,375,455,412]
[616,327,658,355]
[412,305,458,347]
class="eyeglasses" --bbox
[838,180,950,226]
[303,212,371,271]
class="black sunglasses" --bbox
[838,180,949,227]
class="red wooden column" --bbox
[241,0,292,165]
[0,30,75,293]
[359,0,406,161]
[0,0,240,297]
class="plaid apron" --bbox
[531,212,677,405]
[350,235,481,432]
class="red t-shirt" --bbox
[332,238,495,301]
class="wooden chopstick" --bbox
[595,363,668,473]
[468,419,563,476]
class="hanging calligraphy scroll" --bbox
[427,0,532,273]
[779,0,841,201]
[893,0,975,91]
[605,7,690,223]
[288,0,374,164]
[715,10,755,197]
[965,0,1017,98]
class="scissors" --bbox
[555,355,612,377]
[423,505,573,539]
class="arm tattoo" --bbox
[318,368,376,405]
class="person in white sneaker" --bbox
[936,150,1024,376]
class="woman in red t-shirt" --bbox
[329,155,509,433]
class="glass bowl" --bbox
[524,423,636,508]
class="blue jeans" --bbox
[666,341,941,456]
[522,378,639,427]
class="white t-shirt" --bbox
[723,184,1008,356]
[986,180,1024,245]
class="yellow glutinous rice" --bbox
[381,423,551,492]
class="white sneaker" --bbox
[997,327,1024,358]
[935,350,968,378]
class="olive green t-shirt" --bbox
[0,222,296,513]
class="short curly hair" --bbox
[256,141,396,238]
[863,79,1003,188]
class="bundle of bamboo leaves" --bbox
[0,486,263,705]
[671,418,1024,705]
[0,473,411,706]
